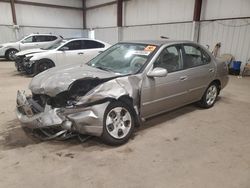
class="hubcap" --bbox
[8,50,17,60]
[106,107,132,139]
[206,85,217,105]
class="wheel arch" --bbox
[115,95,141,127]
[5,48,19,56]
[210,79,221,94]
[38,58,55,67]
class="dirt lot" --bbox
[0,59,250,188]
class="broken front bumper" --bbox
[16,91,109,136]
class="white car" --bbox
[15,40,67,72]
[18,38,110,75]
[0,33,62,60]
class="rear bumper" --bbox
[220,75,229,90]
[16,91,109,136]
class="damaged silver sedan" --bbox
[16,40,228,145]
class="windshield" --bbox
[87,43,157,75]
[41,40,66,50]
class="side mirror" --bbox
[147,67,168,77]
[59,46,69,51]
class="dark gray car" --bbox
[16,40,228,145]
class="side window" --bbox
[35,35,57,42]
[61,40,82,50]
[47,36,57,41]
[83,40,105,49]
[22,36,34,43]
[183,45,211,68]
[34,36,44,42]
[154,45,182,73]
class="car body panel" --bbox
[29,64,118,96]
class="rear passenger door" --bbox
[35,35,58,49]
[181,44,215,102]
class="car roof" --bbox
[65,38,108,44]
[67,38,102,41]
[120,40,196,46]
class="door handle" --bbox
[209,68,215,72]
[180,76,188,81]
[78,52,84,55]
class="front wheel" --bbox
[6,49,18,61]
[35,60,54,75]
[101,101,135,146]
[198,83,219,108]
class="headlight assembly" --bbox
[23,56,33,62]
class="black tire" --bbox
[35,60,54,75]
[101,101,135,146]
[198,83,219,108]
[6,49,18,61]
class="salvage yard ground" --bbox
[0,59,250,188]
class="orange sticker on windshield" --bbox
[144,45,156,52]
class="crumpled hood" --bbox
[29,64,117,96]
[15,48,46,56]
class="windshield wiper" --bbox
[94,66,114,72]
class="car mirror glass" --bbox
[147,67,168,77]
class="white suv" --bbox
[0,34,62,60]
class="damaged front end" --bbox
[16,74,142,140]
[15,55,35,74]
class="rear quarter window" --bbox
[83,40,105,49]
[183,44,211,69]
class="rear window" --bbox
[35,35,57,42]
[83,40,105,49]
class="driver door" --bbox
[19,36,40,50]
[140,45,189,118]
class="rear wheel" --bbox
[101,101,135,145]
[6,49,18,61]
[198,83,219,108]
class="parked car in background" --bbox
[16,40,229,145]
[17,38,110,75]
[14,39,67,72]
[0,33,62,60]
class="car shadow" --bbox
[138,104,198,132]
[0,58,11,62]
[1,98,222,150]
[9,71,33,78]
[138,96,222,132]
[0,119,110,151]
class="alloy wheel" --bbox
[206,85,217,105]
